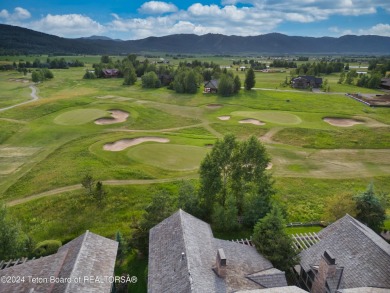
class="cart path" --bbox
[6,175,198,207]
[0,85,39,112]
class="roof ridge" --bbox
[178,210,194,291]
[64,230,89,293]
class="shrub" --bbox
[33,240,62,257]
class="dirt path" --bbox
[259,127,284,143]
[6,175,198,207]
[0,84,39,112]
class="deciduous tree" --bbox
[0,204,28,260]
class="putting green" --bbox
[231,111,301,125]
[127,144,208,171]
[54,109,108,125]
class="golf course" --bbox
[1,57,390,244]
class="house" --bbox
[380,78,390,90]
[295,214,390,293]
[0,231,118,293]
[291,76,322,89]
[204,79,219,93]
[148,209,292,293]
[102,69,120,78]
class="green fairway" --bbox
[127,144,209,171]
[0,58,389,252]
[54,108,109,125]
[231,110,302,125]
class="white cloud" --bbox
[0,7,31,21]
[329,23,390,37]
[138,1,178,14]
[358,23,390,36]
[31,14,105,38]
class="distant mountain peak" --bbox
[0,24,389,55]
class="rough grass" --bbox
[1,62,389,253]
[273,127,390,149]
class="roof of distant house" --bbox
[148,209,288,293]
[299,214,390,289]
[0,231,118,293]
[204,79,219,89]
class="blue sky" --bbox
[1,0,389,40]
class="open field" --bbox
[0,60,389,249]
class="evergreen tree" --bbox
[252,206,298,271]
[353,183,386,233]
[233,75,241,93]
[244,68,255,90]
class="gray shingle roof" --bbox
[299,214,390,289]
[0,231,118,293]
[148,209,288,293]
[247,268,288,288]
[236,286,308,293]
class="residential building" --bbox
[291,76,322,89]
[148,209,290,293]
[295,214,390,293]
[0,231,118,293]
[204,79,219,93]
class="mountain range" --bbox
[1,24,390,55]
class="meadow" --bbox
[0,57,389,291]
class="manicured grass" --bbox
[285,226,323,235]
[231,110,302,125]
[127,144,209,171]
[54,108,109,125]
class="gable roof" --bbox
[0,231,118,293]
[204,79,219,89]
[299,214,390,289]
[148,209,287,293]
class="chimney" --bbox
[214,248,227,278]
[312,250,338,293]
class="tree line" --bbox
[86,55,257,95]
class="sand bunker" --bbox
[323,117,364,127]
[95,110,129,125]
[218,116,231,121]
[266,163,273,170]
[103,137,170,152]
[239,119,265,125]
[207,104,223,109]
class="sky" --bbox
[1,0,390,40]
